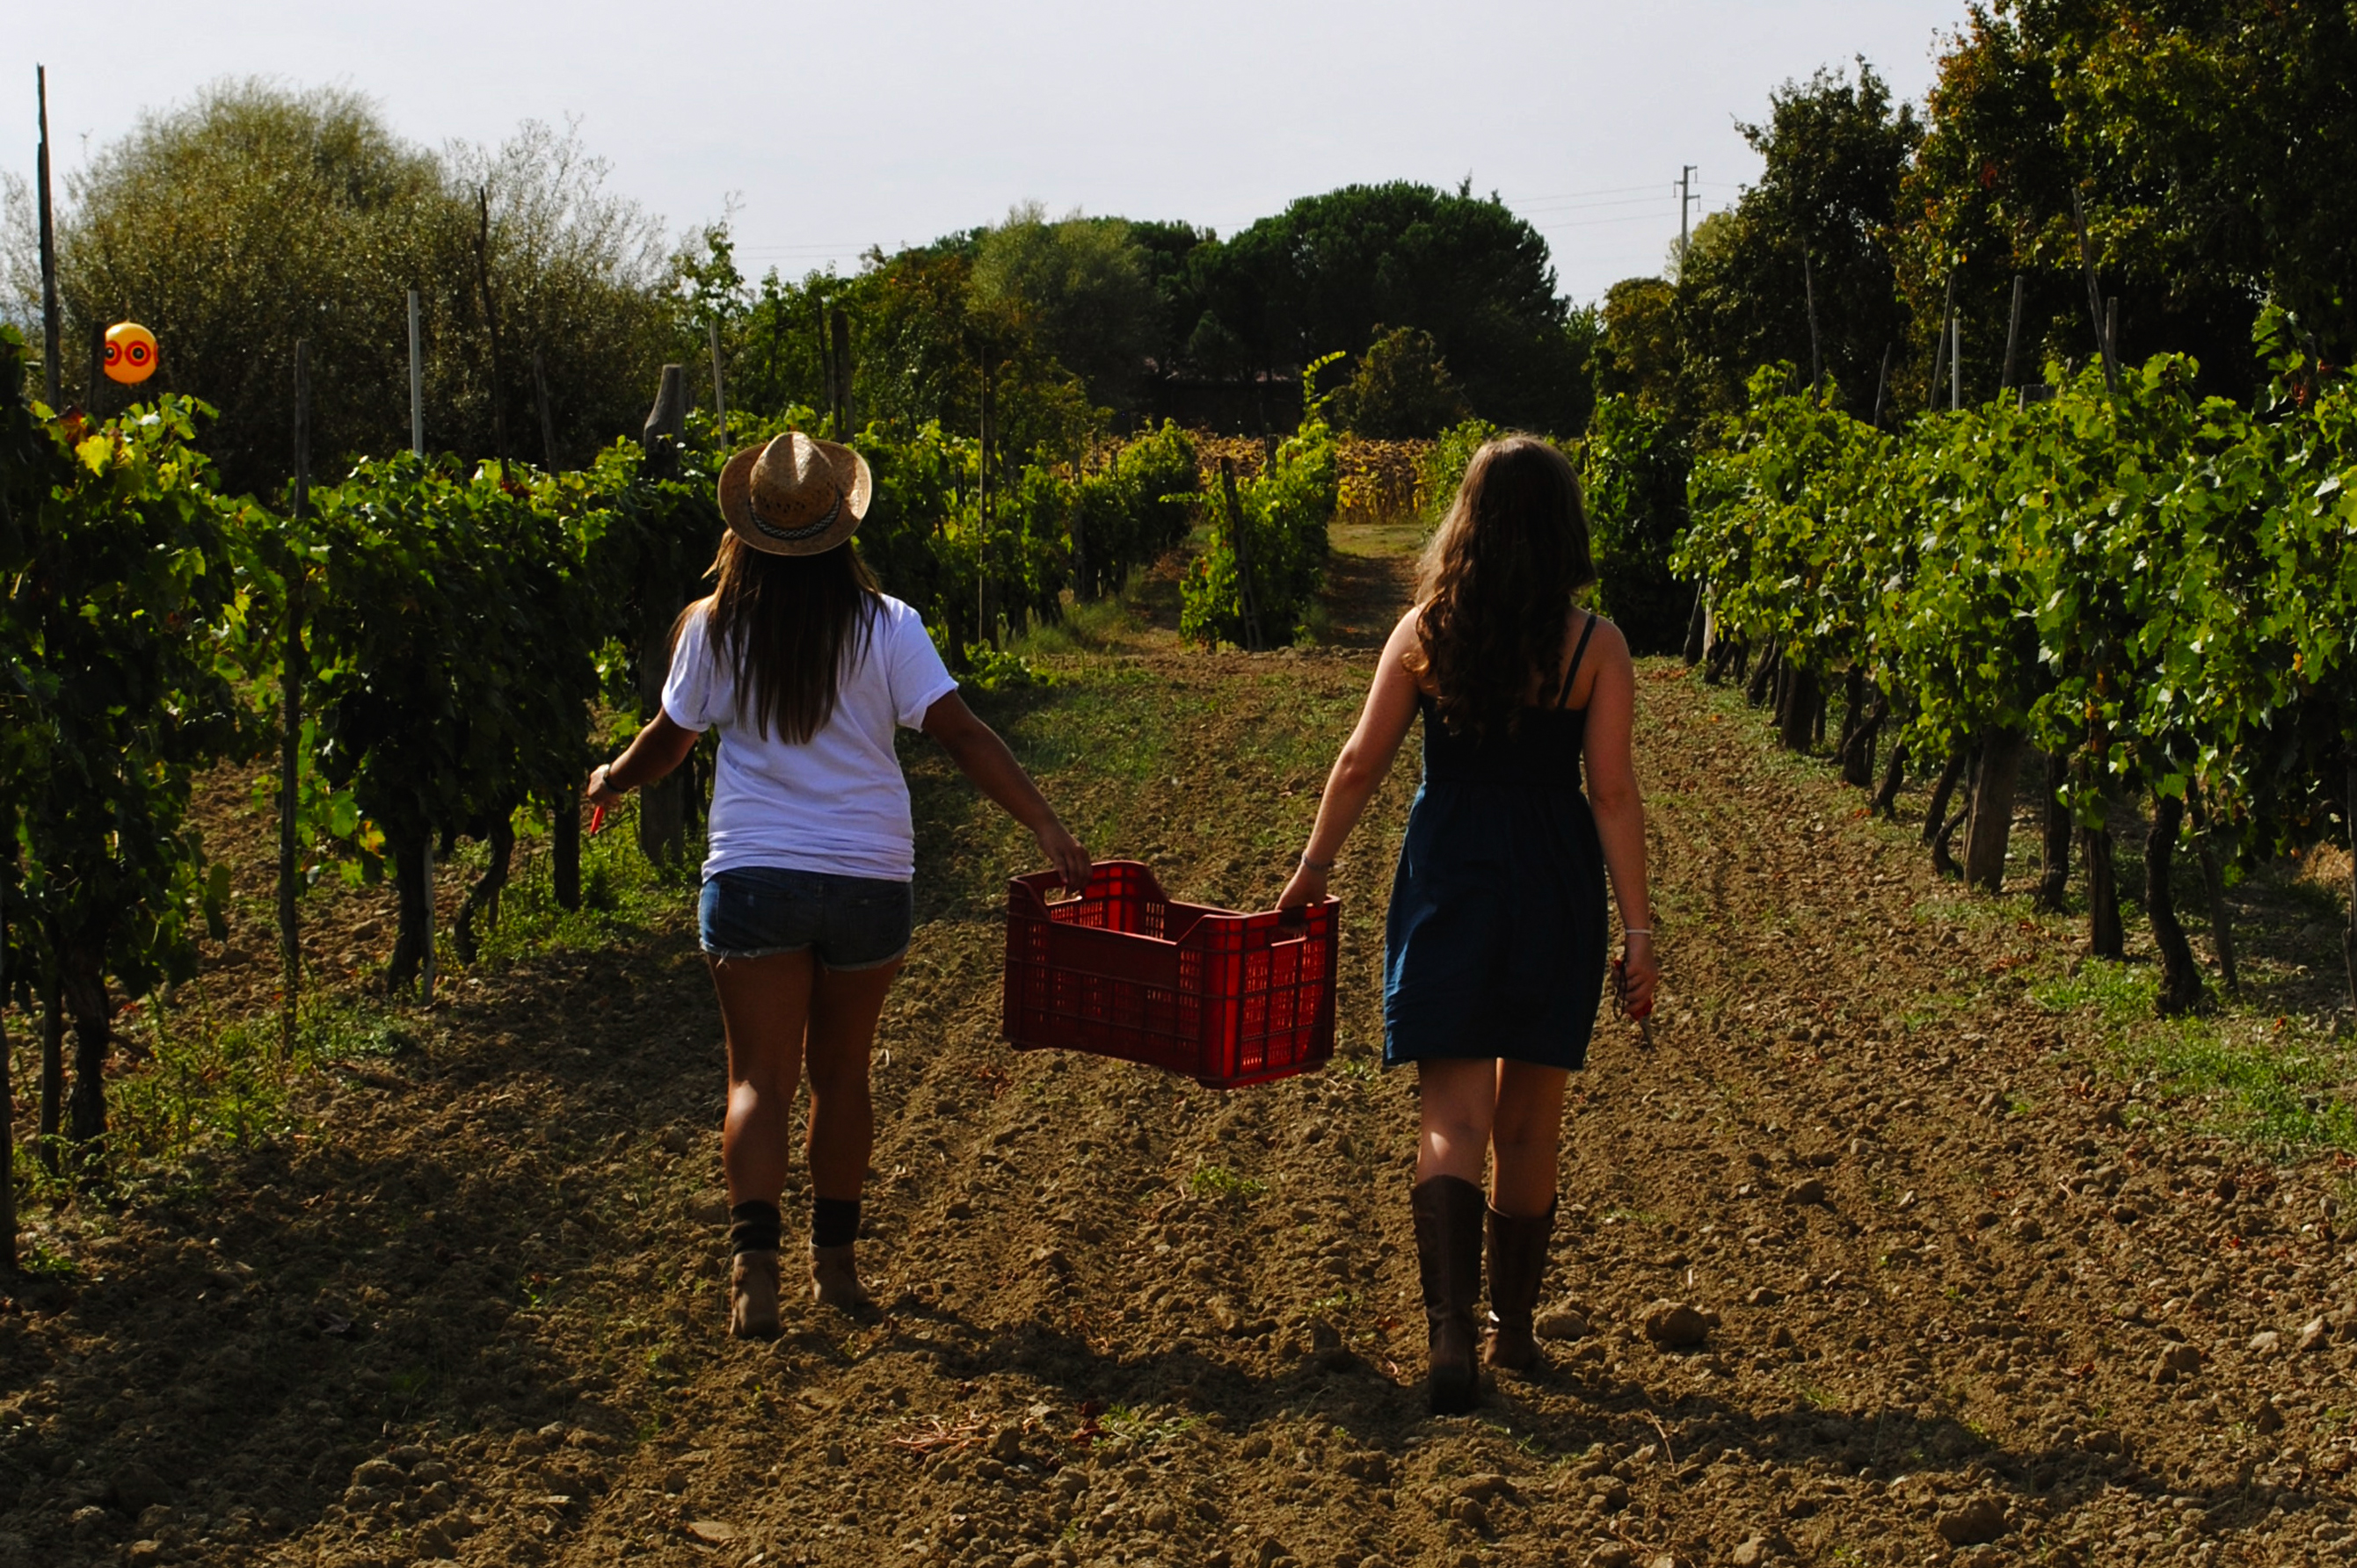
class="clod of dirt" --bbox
[1448,1496,1490,1533]
[1535,1306,1590,1340]
[2298,1316,2331,1353]
[1250,1535,1291,1568]
[2249,1329,2282,1356]
[1731,1533,1792,1565]
[1782,1178,1828,1206]
[2010,1216,2044,1242]
[1934,1496,2010,1546]
[1454,1472,1517,1505]
[686,1187,730,1226]
[106,1465,172,1514]
[990,1426,1025,1464]
[1640,1301,1711,1349]
[2253,1397,2287,1434]
[2152,1343,2202,1383]
[687,1520,738,1543]
[1588,1547,1635,1568]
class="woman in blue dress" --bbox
[1279,435,1657,1413]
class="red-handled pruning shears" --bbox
[1611,955,1654,1049]
[588,804,608,836]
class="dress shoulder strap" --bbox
[1559,612,1601,709]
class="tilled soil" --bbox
[4,611,2356,1568]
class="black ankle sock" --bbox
[728,1200,782,1255]
[811,1196,861,1250]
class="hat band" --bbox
[748,488,843,543]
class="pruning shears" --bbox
[1611,954,1654,1049]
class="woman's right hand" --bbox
[1037,821,1092,894]
[1276,862,1328,911]
[1617,931,1660,1020]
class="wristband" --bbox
[1299,854,1335,874]
[1623,927,1653,938]
[600,762,631,795]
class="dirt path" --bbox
[3,554,2354,1568]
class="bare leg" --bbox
[804,957,902,1199]
[708,951,815,1205]
[1416,1057,1499,1185]
[1488,1061,1569,1216]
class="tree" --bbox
[1332,325,1468,438]
[1678,62,1921,420]
[1187,183,1590,433]
[52,81,671,490]
[971,205,1163,415]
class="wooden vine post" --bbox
[533,347,558,471]
[708,321,729,451]
[280,341,310,1056]
[637,366,689,868]
[36,65,60,410]
[1,876,14,1274]
[1219,457,1265,651]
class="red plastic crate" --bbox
[1002,860,1338,1089]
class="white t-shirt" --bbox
[662,592,959,882]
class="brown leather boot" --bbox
[1410,1175,1485,1415]
[1483,1199,1557,1373]
[729,1250,781,1339]
[810,1243,871,1310]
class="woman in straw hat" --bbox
[587,431,1091,1338]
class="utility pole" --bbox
[36,66,60,410]
[1677,165,1700,264]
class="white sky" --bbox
[18,0,1965,305]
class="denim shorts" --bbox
[697,867,913,969]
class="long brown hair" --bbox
[1407,434,1595,741]
[680,534,882,744]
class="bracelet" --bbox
[1623,927,1654,938]
[600,762,631,794]
[1299,854,1335,874]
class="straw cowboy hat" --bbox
[717,432,874,555]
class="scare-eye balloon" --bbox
[103,321,158,385]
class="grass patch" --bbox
[2033,959,2357,1154]
[11,987,426,1209]
[1098,1404,1198,1448]
[471,802,700,966]
[1189,1165,1267,1201]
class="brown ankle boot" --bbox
[729,1250,781,1339]
[1410,1176,1485,1415]
[809,1243,871,1310]
[1483,1199,1557,1373]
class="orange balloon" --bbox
[104,321,158,385]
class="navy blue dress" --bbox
[1383,614,1609,1070]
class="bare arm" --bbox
[921,692,1091,891]
[1579,622,1657,1016]
[1276,609,1426,911]
[586,710,701,804]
